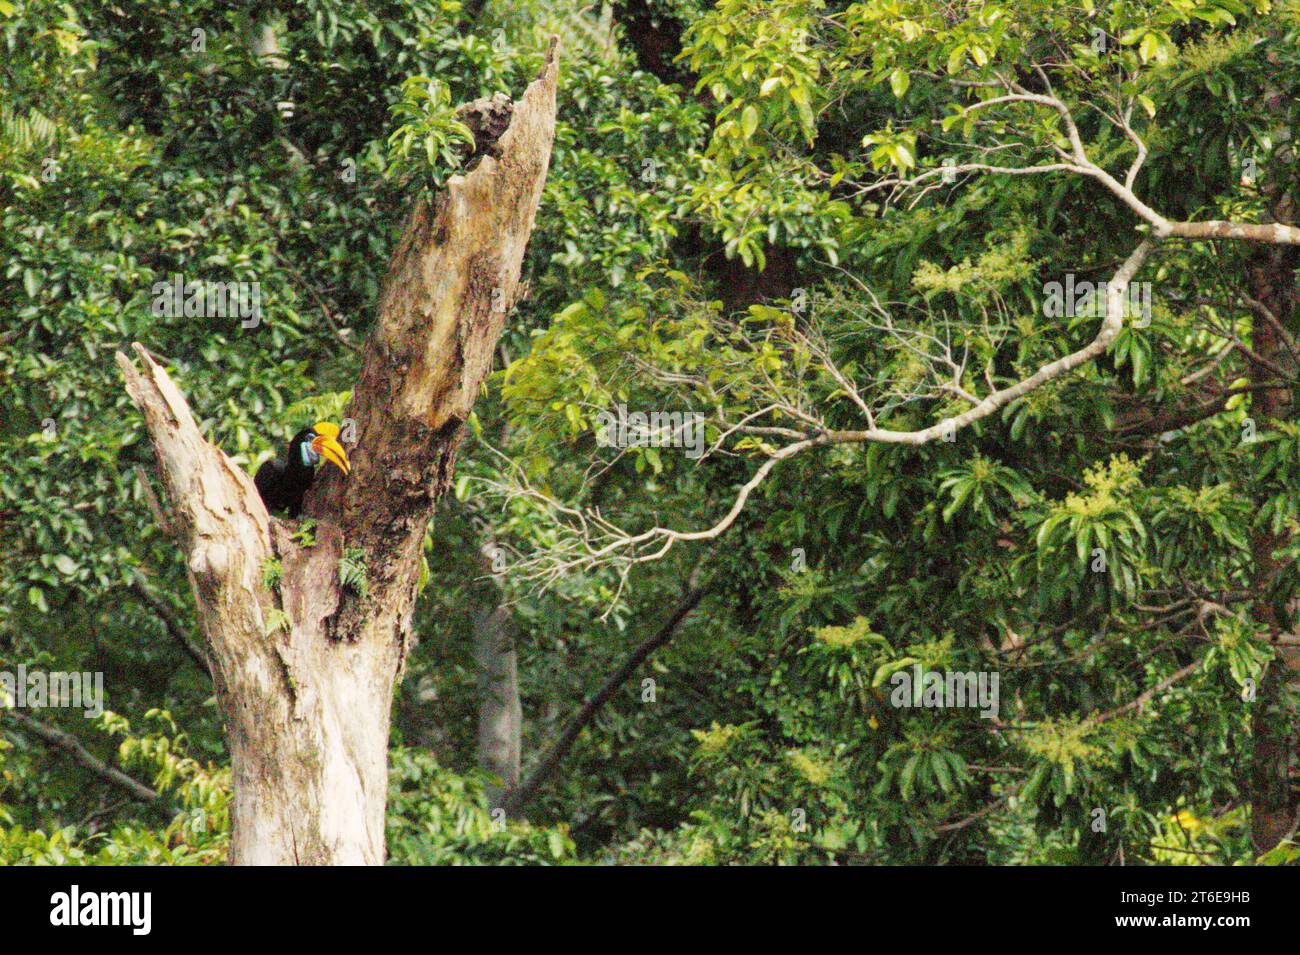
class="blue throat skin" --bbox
[300,441,320,468]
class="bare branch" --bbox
[502,583,708,815]
[126,582,210,676]
[489,241,1154,597]
[1,709,168,809]
[872,84,1300,244]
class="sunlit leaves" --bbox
[385,75,476,186]
[937,454,1035,524]
[861,125,918,173]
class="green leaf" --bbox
[1138,32,1161,63]
[932,753,953,792]
[548,831,567,859]
[947,44,968,75]
[889,68,910,99]
[1130,338,1148,385]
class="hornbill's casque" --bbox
[254,421,350,517]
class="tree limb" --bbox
[493,239,1154,589]
[1,709,168,810]
[1088,661,1204,725]
[127,582,210,676]
[502,584,707,815]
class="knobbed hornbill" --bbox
[255,422,351,517]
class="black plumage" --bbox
[255,427,319,517]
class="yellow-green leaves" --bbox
[682,0,826,153]
[384,76,475,186]
[1120,28,1175,63]
[789,84,816,145]
[889,67,910,99]
[815,616,886,650]
[1032,455,1149,609]
[937,454,1035,525]
[1019,717,1113,803]
[946,42,990,74]
[861,126,918,173]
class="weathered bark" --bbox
[1247,210,1300,854]
[1247,68,1300,852]
[116,41,559,865]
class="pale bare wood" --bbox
[116,40,560,865]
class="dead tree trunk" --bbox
[116,43,558,865]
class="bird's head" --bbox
[297,421,351,476]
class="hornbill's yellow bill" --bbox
[254,420,352,517]
[310,421,351,475]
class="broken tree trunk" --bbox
[116,41,558,865]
